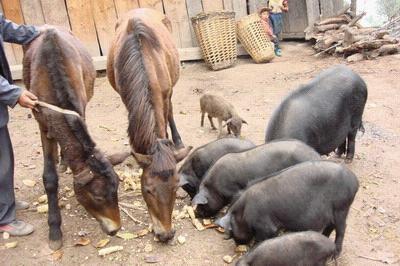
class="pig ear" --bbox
[132,151,152,167]
[174,146,193,163]
[107,151,131,166]
[192,191,208,205]
[179,174,190,187]
[242,119,248,125]
[215,213,232,230]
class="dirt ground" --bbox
[1,42,399,265]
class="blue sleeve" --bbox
[0,74,22,107]
[0,13,39,45]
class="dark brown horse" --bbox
[107,9,192,242]
[23,25,127,250]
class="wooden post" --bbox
[350,0,357,14]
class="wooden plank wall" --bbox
[1,0,343,68]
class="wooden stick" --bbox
[36,101,81,117]
[119,206,147,225]
[356,254,398,264]
[348,12,366,27]
[314,43,341,57]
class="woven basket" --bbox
[237,13,275,63]
[191,11,237,70]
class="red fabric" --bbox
[261,19,274,40]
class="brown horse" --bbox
[107,9,192,242]
[23,26,128,250]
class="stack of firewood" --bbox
[305,6,400,62]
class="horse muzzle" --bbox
[99,217,121,235]
[155,229,176,242]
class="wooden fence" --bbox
[1,0,343,78]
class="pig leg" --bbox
[345,130,357,163]
[334,140,346,158]
[322,223,335,237]
[217,118,223,138]
[252,220,278,243]
[333,209,349,256]
[208,115,217,130]
[201,112,205,127]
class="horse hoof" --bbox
[334,153,342,158]
[58,164,68,173]
[49,239,63,251]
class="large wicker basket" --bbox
[191,11,237,70]
[237,13,275,63]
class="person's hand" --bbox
[18,90,38,109]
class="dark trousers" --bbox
[0,126,16,225]
[270,13,283,49]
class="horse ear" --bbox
[242,119,248,125]
[174,146,193,163]
[74,168,94,186]
[179,174,190,187]
[215,213,232,230]
[107,151,131,166]
[132,152,152,167]
[192,190,208,205]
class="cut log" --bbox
[378,44,400,55]
[316,24,341,32]
[315,15,351,26]
[347,53,364,63]
[343,39,398,53]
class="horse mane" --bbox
[39,29,116,185]
[116,17,176,177]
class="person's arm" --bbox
[0,75,37,109]
[0,13,39,45]
[282,0,289,12]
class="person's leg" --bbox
[0,126,34,236]
[270,13,283,56]
[0,126,16,225]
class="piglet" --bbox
[200,94,247,138]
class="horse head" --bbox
[133,139,192,242]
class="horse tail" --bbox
[39,28,83,115]
[115,18,158,153]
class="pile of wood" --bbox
[305,6,400,62]
[381,16,400,39]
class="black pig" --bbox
[192,140,320,218]
[265,65,367,163]
[179,138,255,198]
[218,160,359,256]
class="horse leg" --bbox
[40,130,63,250]
[168,99,184,149]
[201,112,205,127]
